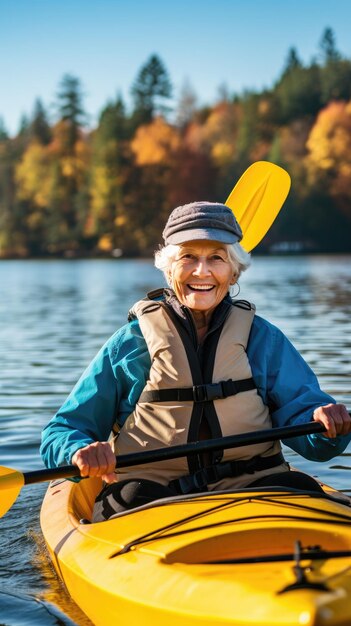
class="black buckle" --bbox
[170,453,285,495]
[192,382,224,402]
[221,379,237,397]
[192,385,206,402]
[176,469,209,494]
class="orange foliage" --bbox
[131,117,180,166]
[306,101,351,214]
[49,120,71,153]
[185,103,239,167]
[307,101,351,171]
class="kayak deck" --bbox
[41,477,351,626]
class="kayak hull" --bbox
[40,476,351,626]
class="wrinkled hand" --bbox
[313,403,351,438]
[71,441,117,484]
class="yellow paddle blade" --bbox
[0,466,24,517]
[226,161,291,252]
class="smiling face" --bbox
[169,240,236,316]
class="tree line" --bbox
[1,27,351,257]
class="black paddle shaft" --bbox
[24,421,326,485]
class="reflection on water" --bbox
[0,589,80,626]
[0,256,350,625]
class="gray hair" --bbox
[154,242,251,289]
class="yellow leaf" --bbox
[131,117,180,165]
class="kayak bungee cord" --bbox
[111,494,245,556]
[111,513,351,558]
[110,491,351,557]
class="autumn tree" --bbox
[127,117,181,250]
[13,75,91,255]
[0,117,43,256]
[48,119,90,251]
[183,101,241,198]
[131,116,180,166]
[48,74,90,251]
[293,100,351,250]
[89,96,132,252]
[306,101,351,212]
[14,142,52,253]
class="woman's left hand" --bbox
[313,403,351,438]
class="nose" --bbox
[192,257,211,276]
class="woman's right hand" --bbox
[71,441,117,484]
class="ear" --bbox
[230,274,237,285]
[166,270,173,286]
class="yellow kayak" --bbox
[40,476,351,626]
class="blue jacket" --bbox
[40,308,351,469]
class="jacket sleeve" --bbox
[40,321,150,468]
[248,315,351,461]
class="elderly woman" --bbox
[41,202,351,521]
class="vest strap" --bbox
[139,378,256,404]
[169,452,285,494]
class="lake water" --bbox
[0,256,350,625]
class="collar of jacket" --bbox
[163,288,233,340]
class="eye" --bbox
[179,252,195,260]
[210,254,226,261]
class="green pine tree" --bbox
[131,54,172,127]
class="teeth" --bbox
[188,284,214,290]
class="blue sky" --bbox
[1,0,351,135]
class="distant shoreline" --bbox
[1,250,351,261]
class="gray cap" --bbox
[163,201,243,245]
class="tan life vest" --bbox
[113,297,286,489]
